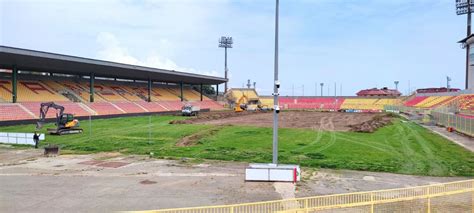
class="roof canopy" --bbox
[0,46,227,85]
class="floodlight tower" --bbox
[219,36,233,93]
[447,76,452,92]
[320,83,324,96]
[456,0,472,89]
[394,81,399,91]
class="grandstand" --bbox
[0,46,226,121]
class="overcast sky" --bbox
[0,0,468,95]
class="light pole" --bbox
[447,76,452,92]
[320,83,324,96]
[272,0,280,165]
[394,81,399,91]
[244,0,300,182]
[219,36,233,93]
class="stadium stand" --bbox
[0,46,226,122]
[108,85,143,102]
[414,96,455,108]
[154,88,181,101]
[93,84,129,102]
[404,96,428,107]
[0,77,223,121]
[451,94,474,111]
[341,98,381,110]
[226,89,259,102]
[3,80,70,102]
[0,104,35,120]
[259,97,274,107]
[0,80,12,101]
[281,97,344,110]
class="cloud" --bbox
[96,32,218,76]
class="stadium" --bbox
[1,1,474,213]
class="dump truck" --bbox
[182,105,200,116]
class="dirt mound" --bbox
[348,114,392,133]
[176,126,225,147]
[170,111,266,125]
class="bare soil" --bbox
[176,126,225,147]
[172,111,392,132]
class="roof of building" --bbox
[356,88,401,96]
[0,46,227,85]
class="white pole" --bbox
[272,0,279,165]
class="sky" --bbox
[0,0,469,96]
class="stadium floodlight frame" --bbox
[218,36,233,48]
[456,0,474,15]
[218,36,233,93]
[456,0,473,89]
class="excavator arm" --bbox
[36,102,65,130]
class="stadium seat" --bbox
[404,96,428,107]
[108,85,143,102]
[0,80,12,101]
[112,102,147,113]
[0,104,35,121]
[281,97,345,110]
[455,95,474,111]
[87,102,124,115]
[414,96,455,108]
[0,80,70,102]
[135,101,167,112]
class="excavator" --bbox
[234,94,248,112]
[36,102,83,135]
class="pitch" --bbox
[1,111,472,176]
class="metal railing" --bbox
[134,179,474,213]
[384,105,474,137]
[431,111,474,137]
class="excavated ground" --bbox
[171,111,393,132]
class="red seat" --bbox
[0,104,35,121]
[113,102,146,113]
[88,102,123,115]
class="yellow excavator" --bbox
[36,102,83,135]
[233,94,248,112]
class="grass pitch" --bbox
[1,115,473,176]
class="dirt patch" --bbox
[348,114,393,133]
[176,126,225,147]
[172,111,391,132]
[170,111,264,125]
[140,179,157,185]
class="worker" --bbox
[33,132,40,149]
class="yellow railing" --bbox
[132,179,474,213]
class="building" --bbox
[356,87,401,97]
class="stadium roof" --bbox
[0,46,227,85]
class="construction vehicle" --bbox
[36,102,83,135]
[233,94,248,112]
[181,104,200,116]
